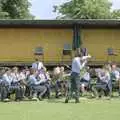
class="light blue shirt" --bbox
[72,57,87,74]
[111,70,120,80]
[98,71,110,83]
[2,73,13,85]
[29,75,42,85]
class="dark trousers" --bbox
[9,84,23,100]
[55,80,64,97]
[1,84,22,100]
[42,82,51,98]
[80,79,89,87]
[95,81,112,97]
[1,86,8,100]
[66,72,80,100]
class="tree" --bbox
[54,0,120,19]
[0,0,34,19]
[112,10,120,19]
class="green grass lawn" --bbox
[0,98,120,120]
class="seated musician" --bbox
[11,67,26,99]
[38,67,51,98]
[80,67,90,95]
[53,65,61,82]
[0,68,5,85]
[1,68,22,101]
[111,63,120,95]
[111,64,120,81]
[28,68,47,101]
[19,69,28,98]
[38,67,51,83]
[55,66,68,98]
[95,66,111,98]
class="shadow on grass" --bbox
[46,98,78,104]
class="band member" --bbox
[19,69,28,98]
[53,65,61,82]
[32,58,44,71]
[81,47,88,56]
[65,52,91,103]
[28,69,47,101]
[80,67,91,95]
[38,67,51,99]
[95,66,111,98]
[55,66,65,98]
[1,68,22,101]
[111,63,120,95]
[0,68,12,101]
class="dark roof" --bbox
[0,19,120,28]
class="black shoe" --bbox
[47,95,50,99]
[65,98,69,103]
[38,96,43,101]
[55,95,59,99]
[15,99,21,102]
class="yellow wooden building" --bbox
[0,20,120,66]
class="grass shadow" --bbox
[47,98,78,104]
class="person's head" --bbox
[0,68,5,76]
[103,67,109,74]
[35,58,39,62]
[111,63,117,70]
[21,68,26,74]
[60,67,64,72]
[95,68,102,76]
[12,67,19,73]
[24,66,29,70]
[53,66,60,75]
[56,64,61,68]
[103,63,111,72]
[5,68,11,75]
[90,68,96,77]
[30,68,38,76]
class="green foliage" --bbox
[112,9,120,19]
[0,0,34,19]
[54,0,120,19]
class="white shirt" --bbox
[11,73,21,83]
[72,57,87,74]
[19,72,26,80]
[54,67,60,75]
[2,73,13,85]
[38,71,51,83]
[98,71,110,83]
[26,70,30,77]
[39,73,47,81]
[82,72,90,81]
[29,75,41,85]
[112,70,120,80]
[32,62,44,70]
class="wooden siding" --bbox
[0,28,73,62]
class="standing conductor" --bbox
[65,52,91,103]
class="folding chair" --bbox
[107,48,118,62]
[62,44,72,63]
[34,47,44,62]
